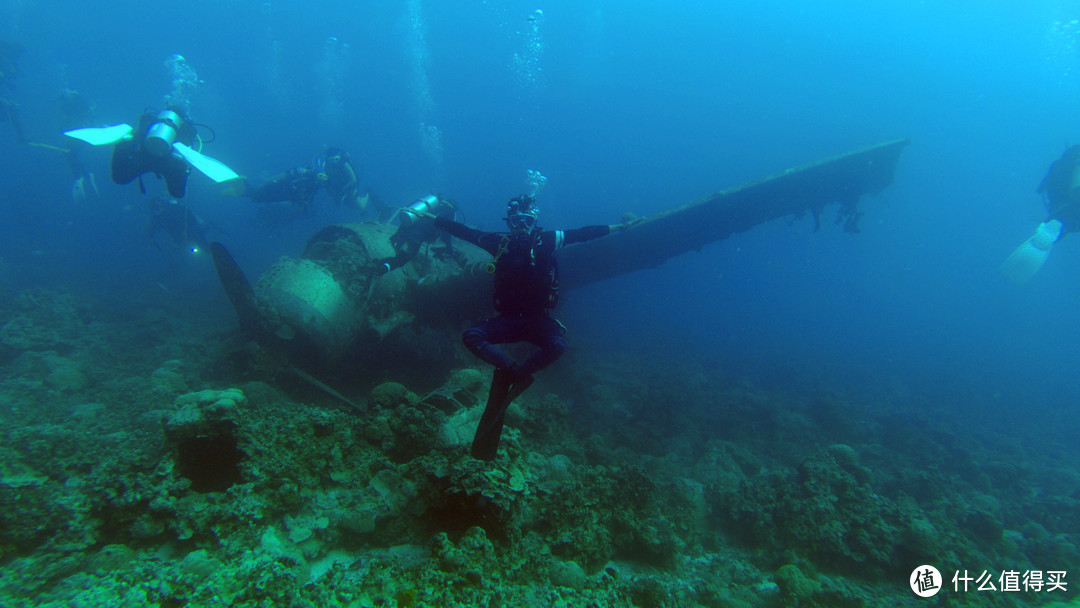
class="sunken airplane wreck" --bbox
[210,139,909,394]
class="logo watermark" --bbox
[911,565,942,597]
[910,566,1068,597]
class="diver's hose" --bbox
[193,123,216,143]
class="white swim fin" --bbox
[63,124,133,146]
[1001,220,1063,284]
[173,142,241,183]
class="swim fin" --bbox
[471,368,534,461]
[63,124,133,146]
[173,142,241,183]
[1001,220,1063,284]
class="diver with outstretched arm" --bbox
[406,194,636,460]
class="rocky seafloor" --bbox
[1,286,1079,608]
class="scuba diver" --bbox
[147,196,211,253]
[62,142,99,202]
[0,42,98,200]
[377,195,459,273]
[111,109,197,198]
[57,89,99,202]
[322,147,361,208]
[246,147,365,212]
[408,194,635,460]
[19,88,101,202]
[1002,145,1080,284]
[63,107,239,198]
[246,161,322,210]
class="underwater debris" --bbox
[164,388,248,492]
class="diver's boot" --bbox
[471,368,516,461]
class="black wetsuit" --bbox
[322,150,360,207]
[249,166,322,209]
[1038,145,1080,235]
[249,150,359,210]
[111,112,195,198]
[380,201,457,272]
[434,217,610,377]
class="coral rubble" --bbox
[0,288,1075,608]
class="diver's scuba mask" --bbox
[506,195,539,234]
[487,196,540,273]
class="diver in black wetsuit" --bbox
[63,103,237,198]
[247,163,322,210]
[56,89,99,201]
[110,108,198,198]
[5,76,99,200]
[321,148,361,208]
[147,196,211,253]
[1003,145,1080,284]
[246,147,363,212]
[377,195,459,273]
[411,194,635,460]
[1037,145,1080,233]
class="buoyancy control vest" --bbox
[491,232,559,314]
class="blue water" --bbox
[3,0,1080,436]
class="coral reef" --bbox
[723,443,906,577]
[0,287,1076,608]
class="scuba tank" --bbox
[398,194,441,226]
[145,110,182,157]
